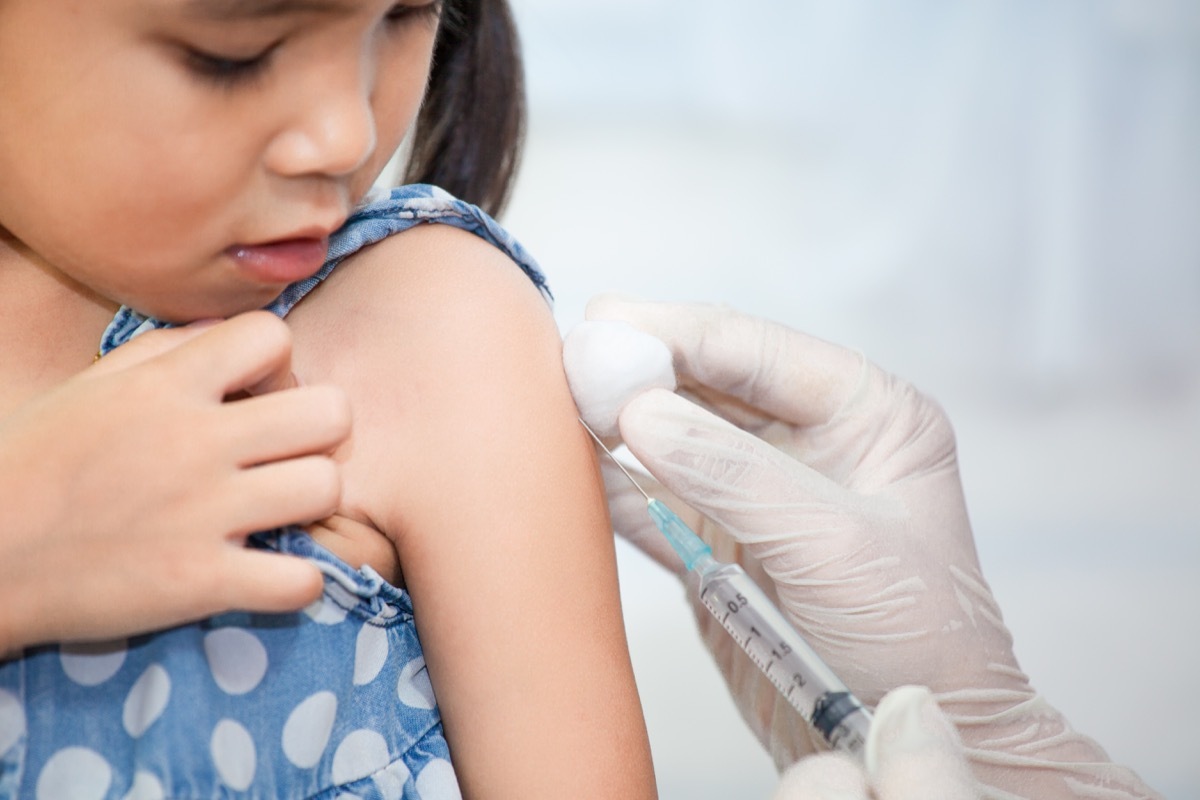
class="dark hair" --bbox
[403,0,525,219]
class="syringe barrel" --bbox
[690,557,872,759]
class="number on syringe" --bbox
[726,593,748,614]
[743,617,793,663]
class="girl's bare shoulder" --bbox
[283,221,568,539]
[287,222,555,380]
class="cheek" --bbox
[30,51,254,230]
[363,37,438,180]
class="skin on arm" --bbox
[287,224,657,798]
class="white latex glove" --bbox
[563,295,1162,800]
[773,686,978,800]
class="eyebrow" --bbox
[180,0,351,21]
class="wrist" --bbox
[936,687,1162,799]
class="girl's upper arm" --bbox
[300,223,656,799]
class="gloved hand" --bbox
[773,685,978,800]
[564,295,1161,799]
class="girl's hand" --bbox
[0,312,349,655]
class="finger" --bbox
[866,687,980,800]
[222,385,352,465]
[618,388,847,531]
[159,311,297,397]
[87,320,222,376]
[215,549,325,613]
[227,456,343,534]
[586,293,866,428]
[773,753,870,800]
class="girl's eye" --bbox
[184,43,279,89]
[385,0,443,25]
[181,2,441,89]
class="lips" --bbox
[225,237,330,284]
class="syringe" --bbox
[583,422,873,758]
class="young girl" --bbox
[0,0,657,797]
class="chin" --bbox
[134,289,282,325]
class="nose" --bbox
[264,62,377,178]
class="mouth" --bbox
[224,234,331,285]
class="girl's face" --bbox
[0,0,441,321]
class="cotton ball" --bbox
[562,320,676,437]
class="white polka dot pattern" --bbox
[60,641,127,687]
[373,759,412,800]
[211,718,257,790]
[120,770,165,800]
[203,628,269,695]
[4,544,460,800]
[415,760,462,800]
[122,665,170,738]
[396,657,436,710]
[0,689,25,756]
[36,747,111,800]
[332,728,392,785]
[282,691,338,769]
[4,601,460,799]
[354,623,389,686]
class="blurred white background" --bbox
[502,1,1200,796]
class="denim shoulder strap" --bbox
[99,184,550,355]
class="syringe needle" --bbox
[578,419,652,502]
[577,420,711,568]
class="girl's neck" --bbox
[0,230,117,415]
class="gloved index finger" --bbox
[586,294,867,428]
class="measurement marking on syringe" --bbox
[581,419,872,760]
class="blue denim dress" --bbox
[0,185,549,799]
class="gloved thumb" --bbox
[865,686,979,799]
[771,687,978,800]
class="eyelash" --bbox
[184,44,278,89]
[387,0,443,25]
[184,1,444,90]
